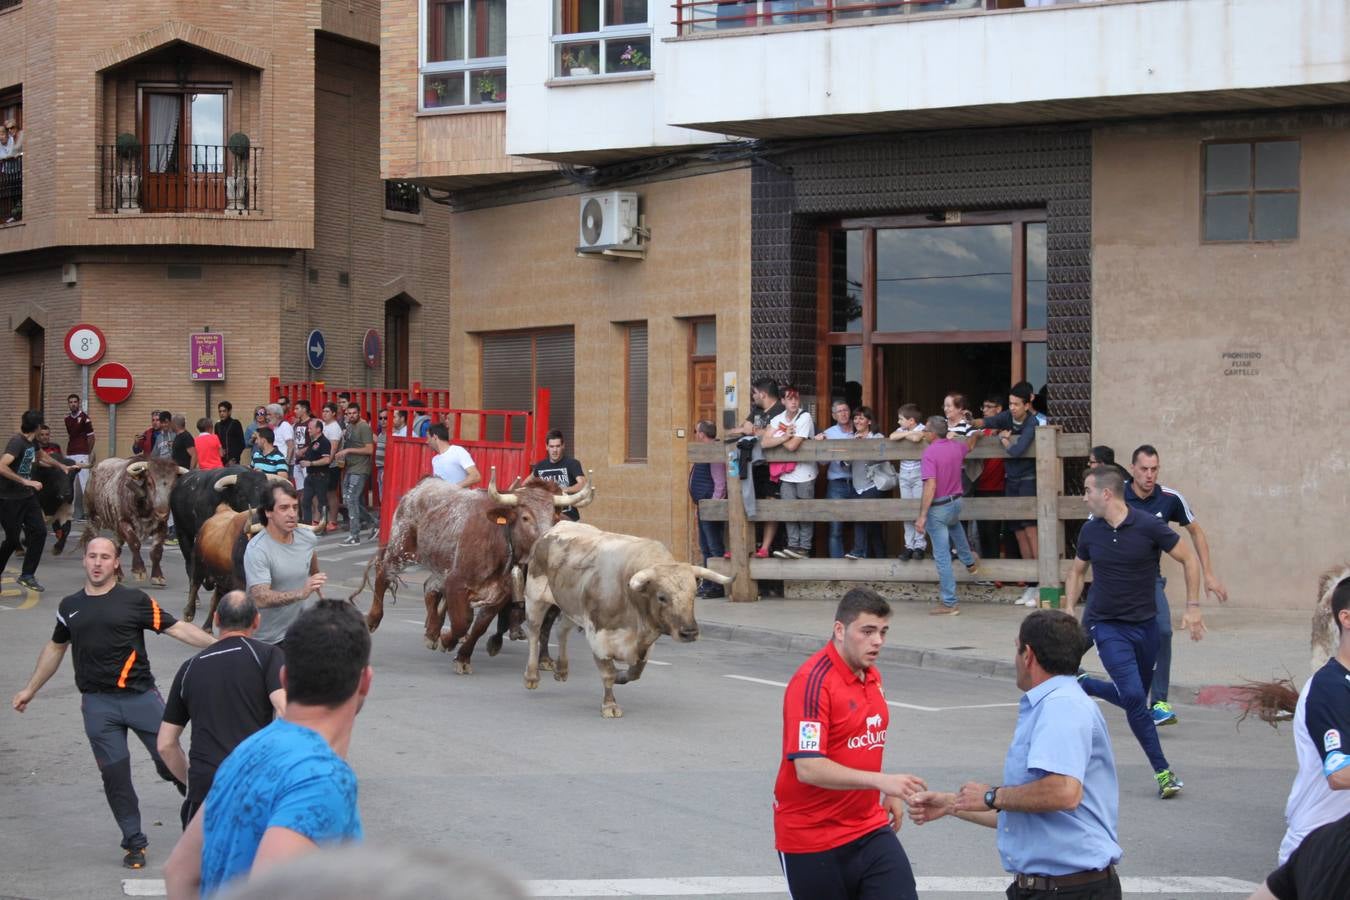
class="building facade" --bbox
[0,0,450,453]
[379,0,1350,610]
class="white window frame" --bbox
[550,0,652,80]
[420,0,508,111]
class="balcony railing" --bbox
[0,153,19,223]
[674,0,1108,34]
[96,144,263,214]
[384,181,422,215]
[0,0,21,11]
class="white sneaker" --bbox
[1018,587,1039,607]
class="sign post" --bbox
[362,328,380,390]
[92,362,134,457]
[190,327,226,418]
[307,329,326,372]
[64,324,107,414]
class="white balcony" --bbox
[664,0,1350,138]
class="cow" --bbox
[522,521,733,718]
[352,467,591,674]
[186,507,254,629]
[169,467,285,618]
[80,457,188,586]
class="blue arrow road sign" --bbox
[307,329,326,370]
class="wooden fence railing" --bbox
[688,426,1089,602]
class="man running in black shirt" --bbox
[158,590,285,829]
[11,537,215,869]
[0,409,75,592]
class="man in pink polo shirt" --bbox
[916,416,982,616]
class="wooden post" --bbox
[726,450,757,602]
[1035,425,1064,607]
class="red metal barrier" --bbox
[268,378,453,423]
[376,389,551,545]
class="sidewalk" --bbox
[697,595,1318,704]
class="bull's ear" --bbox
[628,568,655,593]
[484,507,515,526]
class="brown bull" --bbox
[80,457,187,586]
[185,508,253,628]
[351,467,591,674]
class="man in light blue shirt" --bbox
[907,610,1122,899]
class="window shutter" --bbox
[534,329,575,446]
[626,324,648,462]
[481,332,533,441]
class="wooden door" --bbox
[691,360,717,428]
[142,92,225,212]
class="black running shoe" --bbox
[17,575,44,592]
[123,848,147,869]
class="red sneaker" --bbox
[753,547,770,559]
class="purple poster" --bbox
[190,333,226,381]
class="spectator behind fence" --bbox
[163,600,372,899]
[335,404,376,546]
[194,418,225,471]
[845,406,886,561]
[428,423,481,489]
[319,403,344,533]
[974,396,1009,564]
[814,400,855,559]
[407,399,433,438]
[215,845,528,900]
[888,403,927,561]
[689,420,726,598]
[916,416,981,616]
[978,382,1047,608]
[733,379,785,561]
[764,387,816,560]
[243,407,267,448]
[251,428,290,479]
[297,418,333,528]
[1088,445,1131,484]
[291,401,313,496]
[214,402,246,466]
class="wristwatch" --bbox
[984,786,1001,810]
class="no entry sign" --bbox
[92,362,134,405]
[64,324,107,365]
[363,328,381,369]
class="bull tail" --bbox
[348,554,379,603]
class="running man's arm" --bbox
[11,641,70,711]
[0,452,41,490]
[1166,538,1205,640]
[1063,558,1090,613]
[165,621,216,649]
[1183,520,1229,604]
[956,777,1082,814]
[248,575,326,609]
[156,722,189,784]
[164,807,205,900]
[250,826,320,879]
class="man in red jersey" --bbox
[773,587,926,899]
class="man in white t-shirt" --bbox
[762,387,816,559]
[319,403,345,533]
[266,405,295,468]
[427,423,480,488]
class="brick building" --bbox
[0,1,449,453]
[380,0,1350,610]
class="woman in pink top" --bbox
[193,418,225,470]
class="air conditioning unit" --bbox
[577,191,641,253]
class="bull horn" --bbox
[691,566,734,586]
[486,467,519,507]
[295,523,317,531]
[265,474,291,484]
[177,466,191,475]
[508,475,523,491]
[127,461,148,477]
[213,474,240,493]
[628,567,655,593]
[554,479,593,508]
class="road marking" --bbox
[722,675,1016,713]
[123,875,1259,896]
[0,569,41,610]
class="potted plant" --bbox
[562,47,594,77]
[225,132,250,214]
[476,75,498,103]
[617,44,649,71]
[114,132,141,213]
[424,78,449,107]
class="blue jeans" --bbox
[852,486,885,558]
[696,513,725,563]
[1152,576,1173,705]
[1081,618,1169,773]
[826,478,851,558]
[343,472,374,537]
[927,497,975,606]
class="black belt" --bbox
[1015,866,1113,892]
[931,494,960,507]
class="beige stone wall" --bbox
[449,168,752,558]
[1092,113,1350,610]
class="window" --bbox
[553,0,650,79]
[1203,140,1299,242]
[481,329,575,443]
[0,87,21,223]
[385,181,422,215]
[421,0,507,109]
[624,322,648,462]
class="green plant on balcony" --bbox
[561,47,595,77]
[227,131,250,160]
[114,132,142,214]
[476,75,500,102]
[225,132,251,214]
[617,44,649,71]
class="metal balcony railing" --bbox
[0,153,19,223]
[385,181,422,215]
[96,143,263,214]
[0,0,21,11]
[674,0,1109,34]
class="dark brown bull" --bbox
[81,457,187,586]
[351,467,591,674]
[186,508,254,628]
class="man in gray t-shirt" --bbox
[243,483,326,645]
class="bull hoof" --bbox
[509,626,526,641]
[553,665,569,683]
[486,634,503,657]
[524,674,540,690]
[601,704,624,719]
[366,617,381,634]
[538,657,555,672]
[150,576,166,588]
[453,660,473,675]
[424,637,438,651]
[132,571,147,583]
[182,606,196,623]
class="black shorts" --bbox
[778,827,917,900]
[1006,476,1037,529]
[752,463,779,501]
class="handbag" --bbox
[768,461,796,482]
[866,460,898,492]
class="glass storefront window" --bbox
[830,346,863,403]
[1026,222,1047,331]
[875,225,1013,332]
[830,230,864,333]
[1026,342,1047,391]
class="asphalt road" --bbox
[1,533,1293,899]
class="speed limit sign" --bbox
[64,324,107,365]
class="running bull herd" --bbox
[73,459,733,717]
